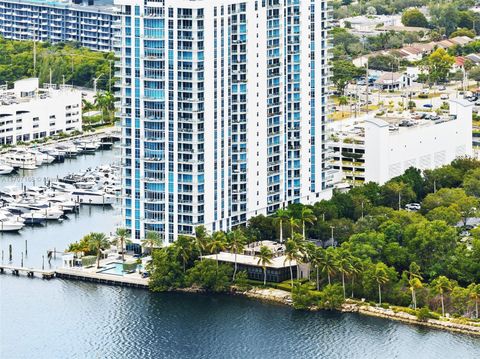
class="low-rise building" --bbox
[0,78,82,145]
[374,72,411,91]
[329,99,473,185]
[202,240,310,283]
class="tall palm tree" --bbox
[301,241,317,282]
[406,262,423,310]
[300,207,316,241]
[257,245,273,286]
[208,231,227,266]
[408,277,423,310]
[175,235,194,272]
[318,246,337,285]
[115,227,129,263]
[87,232,110,269]
[227,229,247,281]
[288,212,300,240]
[468,283,480,319]
[336,249,353,299]
[195,225,209,260]
[142,230,162,255]
[373,262,389,305]
[283,239,300,287]
[274,208,290,243]
[431,275,452,317]
[349,256,363,298]
[311,247,322,291]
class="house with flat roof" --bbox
[202,240,310,283]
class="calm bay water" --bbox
[1,146,480,359]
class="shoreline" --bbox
[232,286,480,337]
[3,269,479,337]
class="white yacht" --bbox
[1,150,37,170]
[28,149,55,164]
[0,161,14,175]
[0,217,24,231]
[0,186,24,203]
[69,189,116,205]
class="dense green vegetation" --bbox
[147,158,480,320]
[0,38,114,90]
[333,0,480,38]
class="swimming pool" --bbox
[97,262,126,276]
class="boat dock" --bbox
[0,264,55,279]
[55,268,149,289]
[0,265,149,289]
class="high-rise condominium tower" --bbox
[115,0,332,243]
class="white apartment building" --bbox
[0,78,82,145]
[115,0,332,243]
[330,99,473,185]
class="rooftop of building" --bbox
[0,78,79,107]
[330,101,469,145]
[0,0,116,13]
[202,240,298,269]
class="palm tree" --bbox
[87,232,110,269]
[406,262,423,310]
[349,256,363,298]
[208,231,227,266]
[283,239,300,287]
[274,208,290,243]
[311,247,322,291]
[195,225,209,260]
[431,275,452,317]
[288,212,300,240]
[300,207,316,241]
[142,230,162,255]
[468,283,480,319]
[175,235,194,272]
[257,245,273,286]
[408,277,423,310]
[94,91,115,124]
[115,227,129,263]
[336,249,353,299]
[373,262,390,305]
[301,241,317,282]
[338,96,349,117]
[227,229,247,281]
[318,247,337,285]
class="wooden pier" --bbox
[0,264,55,279]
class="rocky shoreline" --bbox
[236,287,480,337]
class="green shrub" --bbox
[417,307,438,322]
[234,271,250,291]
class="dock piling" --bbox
[8,244,12,262]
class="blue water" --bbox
[97,262,125,276]
[1,146,480,358]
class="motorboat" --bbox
[0,218,24,232]
[28,149,55,164]
[1,149,37,170]
[69,189,116,205]
[0,161,14,175]
[50,181,76,192]
[0,186,24,203]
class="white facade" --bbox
[330,99,473,185]
[115,0,332,243]
[0,78,82,145]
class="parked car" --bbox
[405,203,421,211]
[440,94,449,100]
[423,104,433,108]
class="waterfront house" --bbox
[202,240,310,283]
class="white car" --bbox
[405,203,421,211]
[440,94,449,100]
